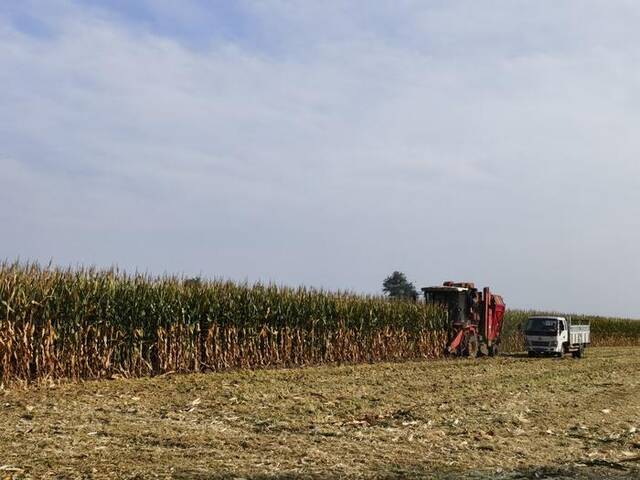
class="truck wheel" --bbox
[528,351,536,357]
[575,345,584,359]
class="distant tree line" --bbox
[382,271,418,301]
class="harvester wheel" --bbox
[489,344,499,357]
[466,334,479,359]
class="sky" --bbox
[1,1,640,317]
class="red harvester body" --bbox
[422,282,506,357]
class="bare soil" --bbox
[0,347,639,479]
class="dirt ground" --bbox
[0,347,639,479]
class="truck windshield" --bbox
[525,318,558,333]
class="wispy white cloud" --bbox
[1,1,640,316]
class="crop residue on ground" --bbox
[0,347,639,479]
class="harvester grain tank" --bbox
[422,282,506,357]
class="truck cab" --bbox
[524,316,590,358]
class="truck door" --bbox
[558,319,568,347]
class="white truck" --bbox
[524,316,590,358]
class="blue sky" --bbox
[1,1,640,317]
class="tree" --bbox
[382,271,418,300]
[184,276,202,288]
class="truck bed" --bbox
[569,324,590,345]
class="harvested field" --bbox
[1,347,639,479]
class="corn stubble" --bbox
[2,263,639,384]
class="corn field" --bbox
[1,263,639,384]
[0,263,449,384]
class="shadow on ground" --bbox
[500,352,531,358]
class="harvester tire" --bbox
[466,334,479,359]
[489,344,499,357]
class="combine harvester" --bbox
[422,282,506,357]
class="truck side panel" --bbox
[569,324,590,345]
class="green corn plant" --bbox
[0,262,449,383]
[1,262,638,384]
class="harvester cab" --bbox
[422,282,505,358]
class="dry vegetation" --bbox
[0,263,448,384]
[2,263,640,385]
[0,347,639,479]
